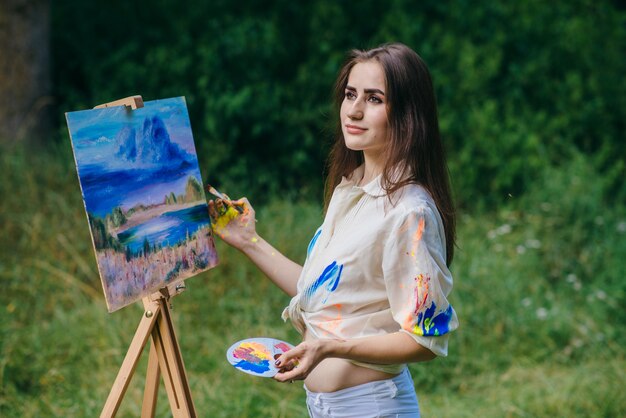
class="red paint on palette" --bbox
[274,342,291,352]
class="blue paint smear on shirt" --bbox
[305,260,344,303]
[234,359,271,374]
[416,302,455,336]
[307,228,322,257]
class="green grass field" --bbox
[1,145,624,417]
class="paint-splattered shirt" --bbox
[282,165,459,374]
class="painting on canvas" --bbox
[65,97,218,312]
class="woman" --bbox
[209,42,458,418]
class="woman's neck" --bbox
[358,152,384,186]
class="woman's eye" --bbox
[368,95,383,104]
[345,91,356,100]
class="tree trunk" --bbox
[0,0,51,143]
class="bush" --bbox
[50,1,626,207]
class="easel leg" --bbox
[100,300,160,418]
[100,291,196,418]
[152,298,197,418]
[141,343,160,418]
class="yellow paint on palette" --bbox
[240,341,271,359]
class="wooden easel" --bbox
[96,96,196,418]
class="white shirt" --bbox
[282,165,459,374]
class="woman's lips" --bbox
[345,124,367,135]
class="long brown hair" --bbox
[324,43,456,265]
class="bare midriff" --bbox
[302,331,396,393]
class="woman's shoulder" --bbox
[388,182,438,216]
[385,183,445,235]
[386,183,447,251]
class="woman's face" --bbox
[340,60,388,157]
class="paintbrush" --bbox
[206,184,244,213]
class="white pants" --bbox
[304,368,420,418]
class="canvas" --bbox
[66,97,218,312]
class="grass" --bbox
[1,143,625,417]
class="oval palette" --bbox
[226,337,295,378]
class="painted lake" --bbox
[117,204,211,253]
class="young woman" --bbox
[209,42,458,418]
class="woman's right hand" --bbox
[208,197,258,252]
[209,196,302,296]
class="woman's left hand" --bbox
[273,339,332,383]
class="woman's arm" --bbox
[208,197,301,296]
[240,235,301,297]
[273,332,436,382]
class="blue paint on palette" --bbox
[234,359,271,374]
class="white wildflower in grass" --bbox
[487,223,512,240]
[595,290,607,300]
[536,307,548,320]
[525,239,541,249]
[516,245,526,254]
[617,221,626,233]
[521,297,532,307]
[497,224,512,235]
[566,273,582,290]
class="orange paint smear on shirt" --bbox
[410,218,425,258]
[317,303,343,337]
[416,218,425,240]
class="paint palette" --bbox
[226,337,295,378]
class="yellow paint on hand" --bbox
[211,205,240,236]
[251,237,258,243]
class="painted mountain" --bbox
[66,97,218,312]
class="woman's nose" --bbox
[347,101,364,120]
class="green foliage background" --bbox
[1,0,625,417]
[51,0,626,206]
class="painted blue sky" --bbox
[66,97,205,217]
